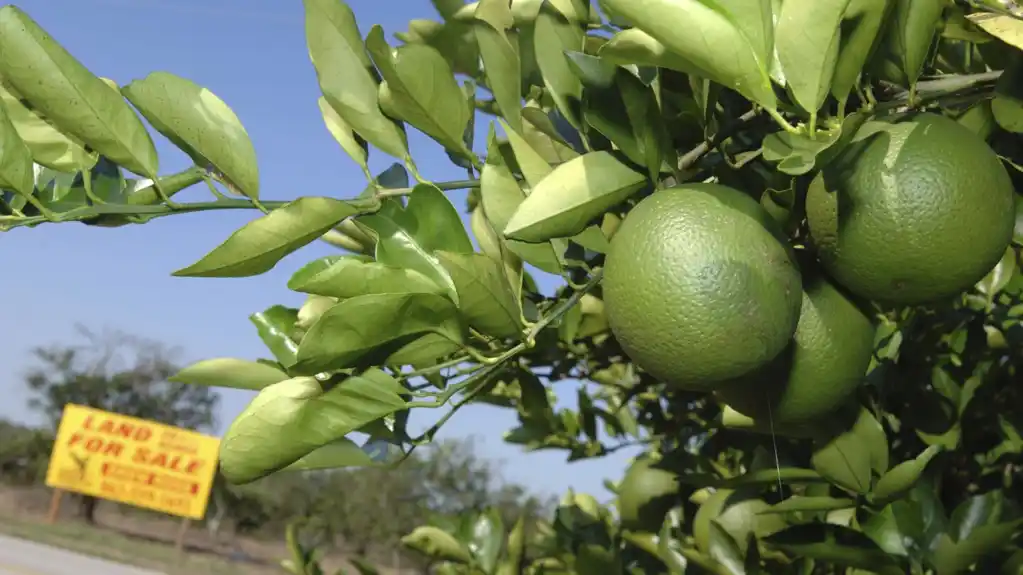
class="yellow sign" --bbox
[45,404,221,520]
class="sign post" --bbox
[44,404,221,521]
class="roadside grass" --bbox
[0,513,260,575]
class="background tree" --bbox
[22,325,219,522]
[3,0,1023,574]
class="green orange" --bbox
[603,183,802,391]
[806,112,1016,305]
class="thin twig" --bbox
[677,108,761,172]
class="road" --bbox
[0,534,163,575]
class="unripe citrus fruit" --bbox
[616,457,680,532]
[806,112,1016,305]
[604,183,803,390]
[715,273,876,425]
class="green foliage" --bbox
[4,1,1023,574]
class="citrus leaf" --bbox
[503,151,646,242]
[468,508,505,573]
[871,445,944,506]
[870,0,945,86]
[705,522,745,575]
[281,437,376,472]
[403,184,475,255]
[122,72,260,199]
[0,84,94,172]
[436,251,524,340]
[475,0,523,131]
[481,127,563,274]
[775,0,850,114]
[304,0,409,159]
[760,496,857,515]
[172,197,364,278]
[811,407,889,494]
[762,112,868,175]
[293,292,465,374]
[0,6,158,176]
[967,12,1023,50]
[288,255,445,299]
[976,247,1017,302]
[358,213,460,304]
[831,0,891,103]
[597,28,699,74]
[764,524,905,574]
[366,26,472,160]
[219,370,407,483]
[600,0,777,110]
[533,6,584,128]
[402,526,473,563]
[169,357,290,391]
[496,516,526,575]
[0,98,34,197]
[250,305,302,368]
[933,520,1023,575]
[317,96,369,172]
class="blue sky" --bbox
[1,0,639,500]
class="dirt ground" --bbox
[0,485,411,575]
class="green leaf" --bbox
[496,515,526,575]
[617,71,672,181]
[317,96,368,172]
[0,6,158,176]
[976,247,1018,303]
[0,84,94,171]
[403,184,475,254]
[499,117,554,189]
[565,51,617,89]
[358,213,460,303]
[173,197,363,278]
[599,0,777,110]
[764,523,904,574]
[934,520,1023,575]
[533,4,584,128]
[762,112,868,175]
[775,0,850,114]
[293,292,465,374]
[169,358,289,391]
[503,150,645,242]
[481,127,563,274]
[281,438,375,472]
[0,97,35,197]
[436,251,524,340]
[831,0,892,103]
[811,407,889,494]
[122,72,259,199]
[468,508,505,573]
[250,305,302,368]
[288,255,445,299]
[303,0,409,159]
[219,370,406,483]
[707,522,746,575]
[949,491,1011,542]
[399,18,481,77]
[597,28,699,74]
[760,496,857,515]
[871,445,944,506]
[968,12,1023,51]
[870,0,945,87]
[401,526,473,563]
[714,468,828,488]
[474,0,523,131]
[366,26,472,159]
